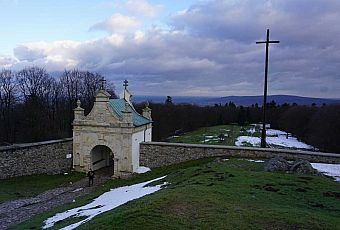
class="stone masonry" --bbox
[0,138,72,179]
[140,142,340,168]
[72,82,152,177]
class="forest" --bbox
[0,67,115,144]
[136,101,340,153]
[1,67,339,153]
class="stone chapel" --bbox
[72,80,152,177]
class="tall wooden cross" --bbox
[256,29,280,148]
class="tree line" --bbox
[1,67,339,153]
[135,100,340,153]
[0,67,115,144]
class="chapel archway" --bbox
[90,145,115,174]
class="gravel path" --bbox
[0,169,112,229]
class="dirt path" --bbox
[0,169,112,229]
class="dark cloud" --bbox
[3,0,340,98]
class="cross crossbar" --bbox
[256,41,280,44]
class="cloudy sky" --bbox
[0,0,339,98]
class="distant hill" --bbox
[207,95,340,106]
[132,95,340,106]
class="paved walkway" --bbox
[0,169,113,229]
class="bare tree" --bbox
[0,69,17,143]
[16,66,53,102]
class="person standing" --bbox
[87,169,95,186]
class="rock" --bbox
[214,157,223,163]
[289,160,320,175]
[264,157,290,172]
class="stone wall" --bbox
[140,142,340,168]
[0,138,73,179]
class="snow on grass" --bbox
[43,176,167,230]
[245,159,265,163]
[237,159,265,163]
[235,129,314,150]
[235,136,260,147]
[135,166,151,174]
[311,163,340,182]
[266,129,287,136]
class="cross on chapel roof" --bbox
[123,79,128,89]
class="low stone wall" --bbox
[140,142,340,168]
[0,138,73,179]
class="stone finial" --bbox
[99,77,106,90]
[142,101,152,120]
[76,99,81,108]
[74,99,84,120]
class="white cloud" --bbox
[125,0,162,17]
[0,56,17,68]
[90,14,141,34]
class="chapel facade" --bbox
[72,80,152,177]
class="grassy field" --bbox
[14,158,340,230]
[169,124,259,146]
[0,172,85,203]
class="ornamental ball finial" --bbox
[76,99,81,108]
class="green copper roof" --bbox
[108,99,151,127]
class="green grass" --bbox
[170,124,254,146]
[14,158,340,230]
[0,172,85,203]
[12,158,214,230]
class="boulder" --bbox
[289,160,320,175]
[264,157,290,172]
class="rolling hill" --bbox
[132,95,340,106]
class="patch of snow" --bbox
[266,129,287,136]
[72,188,83,193]
[247,127,256,134]
[235,135,314,150]
[43,176,167,230]
[235,136,261,147]
[246,159,265,163]
[266,136,313,149]
[223,159,229,161]
[205,135,214,138]
[136,166,151,174]
[237,159,265,163]
[311,163,340,182]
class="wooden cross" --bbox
[256,29,280,148]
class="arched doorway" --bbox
[90,145,114,174]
